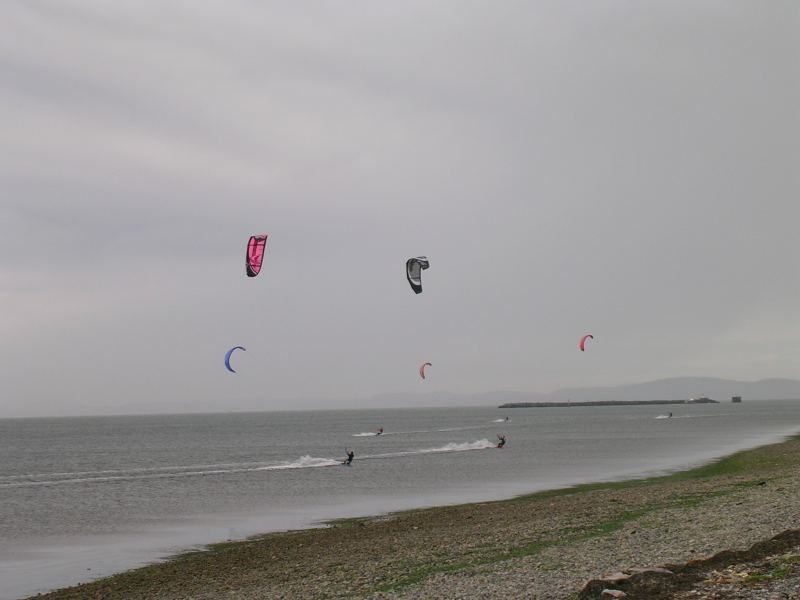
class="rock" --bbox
[580,566,676,598]
[626,567,673,575]
[600,572,630,584]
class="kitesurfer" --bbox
[668,412,673,419]
[376,427,384,435]
[343,448,355,465]
[496,435,506,449]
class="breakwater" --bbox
[498,399,719,408]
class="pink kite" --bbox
[579,334,594,352]
[246,234,268,277]
[419,362,432,379]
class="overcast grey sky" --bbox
[1,1,798,417]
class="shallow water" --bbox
[1,400,799,599]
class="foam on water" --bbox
[0,440,497,489]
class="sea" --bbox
[2,400,799,599]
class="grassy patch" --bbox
[746,565,789,583]
[746,555,800,583]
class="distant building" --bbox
[732,396,742,403]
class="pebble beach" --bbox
[29,433,800,600]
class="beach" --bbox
[29,433,800,599]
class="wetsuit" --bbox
[497,437,506,448]
[343,450,354,465]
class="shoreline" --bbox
[28,431,800,599]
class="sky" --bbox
[1,1,798,417]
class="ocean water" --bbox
[1,400,799,599]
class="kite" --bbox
[225,346,246,373]
[579,334,594,352]
[406,257,430,294]
[246,235,268,277]
[419,362,432,379]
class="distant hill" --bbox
[370,377,800,408]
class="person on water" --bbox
[668,412,673,418]
[496,435,506,449]
[376,427,384,435]
[504,416,509,422]
[343,448,355,465]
